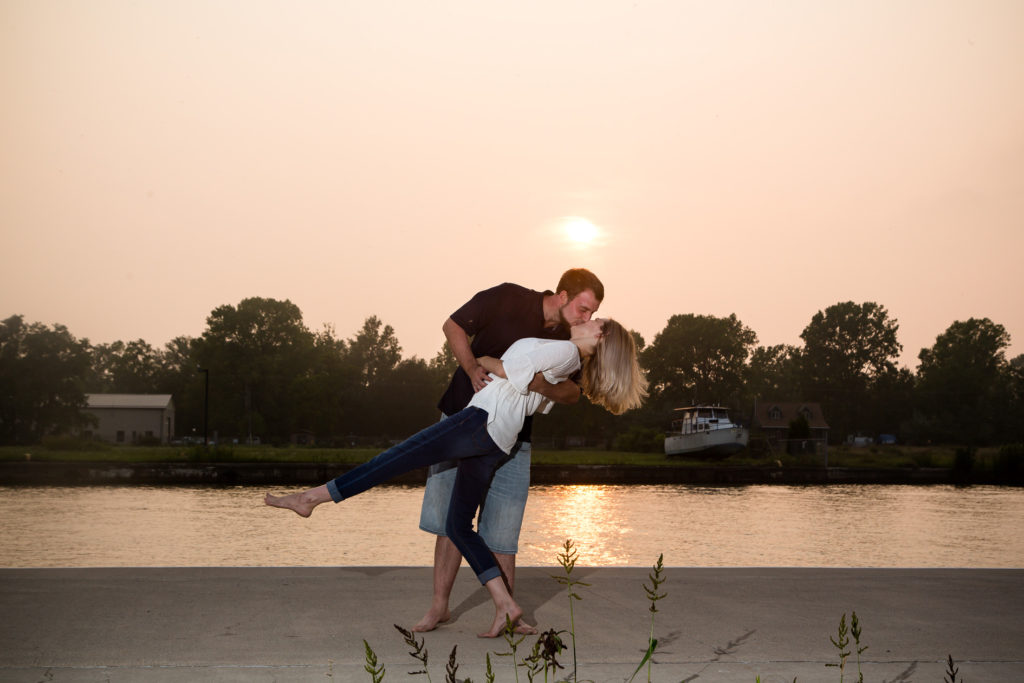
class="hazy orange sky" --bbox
[3,1,1022,369]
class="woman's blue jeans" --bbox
[326,406,509,585]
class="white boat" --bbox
[664,406,749,457]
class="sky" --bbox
[2,0,1022,370]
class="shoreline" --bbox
[1,460,1014,486]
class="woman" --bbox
[265,318,647,637]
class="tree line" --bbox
[1,297,1022,448]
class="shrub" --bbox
[952,447,975,478]
[41,435,109,451]
[993,443,1024,481]
[910,450,935,468]
[612,426,665,453]
[186,444,235,462]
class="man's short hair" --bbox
[557,268,604,303]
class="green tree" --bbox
[745,344,802,403]
[428,341,458,386]
[88,339,163,393]
[337,316,404,438]
[799,302,902,441]
[193,298,315,443]
[370,357,449,437]
[641,313,757,416]
[1008,355,1024,443]
[0,315,93,444]
[347,316,402,387]
[291,325,358,442]
[868,366,916,440]
[156,336,202,440]
[915,318,1015,445]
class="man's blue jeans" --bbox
[327,406,509,585]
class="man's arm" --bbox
[477,357,578,404]
[528,374,582,405]
[442,317,491,392]
[477,356,506,379]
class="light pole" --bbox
[197,367,209,447]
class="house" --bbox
[752,401,830,448]
[83,394,175,444]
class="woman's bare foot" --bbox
[513,621,538,635]
[264,485,330,518]
[478,601,524,638]
[412,607,451,632]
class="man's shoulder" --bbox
[489,282,541,298]
[470,282,546,309]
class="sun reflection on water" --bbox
[521,485,635,566]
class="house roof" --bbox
[753,402,829,430]
[86,394,173,410]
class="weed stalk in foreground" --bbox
[445,645,458,683]
[394,624,431,680]
[826,612,851,682]
[551,538,590,681]
[826,612,868,683]
[629,553,666,683]
[363,639,386,682]
[494,614,526,683]
[945,654,962,683]
[850,611,867,683]
[522,628,567,683]
[484,652,495,683]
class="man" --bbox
[414,268,604,633]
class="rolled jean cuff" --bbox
[327,479,342,503]
[476,565,502,586]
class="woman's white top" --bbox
[467,337,581,453]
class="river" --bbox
[1,484,1022,568]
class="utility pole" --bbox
[198,367,209,447]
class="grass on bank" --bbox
[0,440,1012,473]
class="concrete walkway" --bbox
[2,567,1022,682]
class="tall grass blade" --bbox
[363,639,386,682]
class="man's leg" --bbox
[413,534,461,631]
[416,456,460,632]
[494,551,515,593]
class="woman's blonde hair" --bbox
[580,319,648,415]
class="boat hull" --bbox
[664,427,749,458]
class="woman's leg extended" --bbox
[327,407,492,502]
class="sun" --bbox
[563,217,600,245]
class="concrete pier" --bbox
[2,566,1022,682]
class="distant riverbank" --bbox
[1,443,1020,486]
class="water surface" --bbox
[2,484,1021,568]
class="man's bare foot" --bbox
[478,602,524,638]
[264,491,318,518]
[412,607,451,632]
